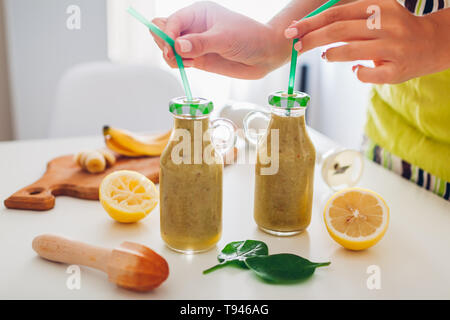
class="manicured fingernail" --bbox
[177,39,192,53]
[284,27,298,39]
[321,51,328,61]
[163,47,169,58]
[184,60,194,67]
[294,40,302,51]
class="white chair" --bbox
[49,61,184,138]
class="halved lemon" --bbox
[99,170,158,223]
[324,188,389,250]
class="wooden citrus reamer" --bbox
[32,234,169,292]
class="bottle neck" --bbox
[270,106,306,117]
[173,115,210,132]
[172,115,211,146]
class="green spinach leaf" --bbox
[244,253,330,283]
[203,240,269,274]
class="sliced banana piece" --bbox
[74,149,116,174]
[74,151,89,167]
[84,151,106,173]
[98,149,116,166]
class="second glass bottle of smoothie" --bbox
[251,91,315,236]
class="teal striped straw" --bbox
[288,0,342,94]
[127,7,193,101]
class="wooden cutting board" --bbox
[4,148,238,212]
[4,155,160,211]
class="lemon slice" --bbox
[324,187,389,250]
[99,170,159,223]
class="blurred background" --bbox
[0,0,371,149]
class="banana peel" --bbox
[103,125,171,157]
[104,135,143,157]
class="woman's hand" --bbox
[151,1,290,79]
[285,0,450,84]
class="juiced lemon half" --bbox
[99,170,158,223]
[324,188,389,250]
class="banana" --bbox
[74,151,86,166]
[103,126,171,156]
[104,136,142,157]
[150,129,173,142]
[84,151,106,173]
[74,149,116,173]
[98,148,116,166]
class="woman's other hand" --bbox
[285,0,450,84]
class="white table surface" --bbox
[1,130,449,300]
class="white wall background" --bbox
[316,62,371,149]
[4,0,108,140]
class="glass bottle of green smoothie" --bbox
[245,91,315,236]
[160,97,236,253]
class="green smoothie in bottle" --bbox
[250,91,315,236]
[160,97,235,253]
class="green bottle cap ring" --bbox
[169,97,214,117]
[268,90,310,109]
